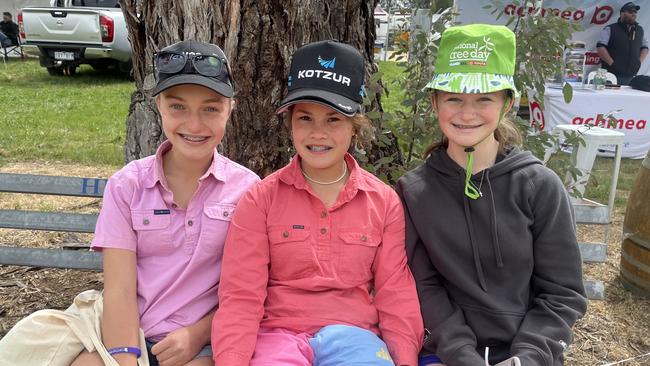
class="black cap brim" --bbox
[275,89,360,117]
[153,74,234,98]
[622,4,640,11]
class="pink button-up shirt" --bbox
[212,154,423,365]
[91,141,259,341]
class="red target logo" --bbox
[591,5,613,25]
[529,101,546,130]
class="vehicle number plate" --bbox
[54,51,74,61]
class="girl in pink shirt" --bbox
[212,40,423,365]
[75,41,259,366]
[0,40,258,366]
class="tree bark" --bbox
[121,0,400,177]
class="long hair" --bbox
[424,90,522,157]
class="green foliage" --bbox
[370,0,609,202]
[363,5,454,182]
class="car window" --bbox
[71,0,120,7]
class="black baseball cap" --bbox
[276,40,366,117]
[153,40,234,97]
[621,2,640,12]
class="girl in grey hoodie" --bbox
[397,24,587,366]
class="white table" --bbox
[528,85,650,159]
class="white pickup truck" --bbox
[19,0,131,76]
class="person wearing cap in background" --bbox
[396,24,587,366]
[597,2,649,85]
[0,40,259,366]
[212,40,423,366]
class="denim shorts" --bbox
[145,340,212,366]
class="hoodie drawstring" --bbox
[462,179,488,292]
[462,169,504,293]
[486,171,504,268]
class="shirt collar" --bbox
[278,153,378,193]
[143,140,226,189]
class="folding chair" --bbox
[2,36,24,64]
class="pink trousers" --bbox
[249,327,314,366]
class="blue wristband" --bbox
[107,347,141,358]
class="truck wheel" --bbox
[119,60,134,80]
[62,66,77,76]
[46,67,64,76]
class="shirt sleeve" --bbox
[91,174,137,252]
[372,188,424,366]
[396,181,486,366]
[212,184,270,366]
[509,169,588,365]
[596,26,611,48]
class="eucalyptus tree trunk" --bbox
[121,0,400,177]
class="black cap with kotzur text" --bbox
[276,40,365,117]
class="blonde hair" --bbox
[425,90,522,156]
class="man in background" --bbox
[597,2,649,85]
[0,12,19,48]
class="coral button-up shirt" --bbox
[212,154,423,366]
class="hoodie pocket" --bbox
[337,229,381,283]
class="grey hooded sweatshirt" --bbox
[396,147,587,366]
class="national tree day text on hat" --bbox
[449,36,495,67]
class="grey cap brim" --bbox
[276,89,360,117]
[153,74,233,98]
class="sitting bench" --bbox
[0,172,106,271]
[0,172,606,299]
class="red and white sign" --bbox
[453,0,650,76]
[528,86,650,159]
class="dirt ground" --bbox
[1,162,649,365]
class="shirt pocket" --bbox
[199,202,236,256]
[337,229,381,283]
[268,226,313,281]
[131,209,173,257]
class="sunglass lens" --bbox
[156,53,186,73]
[193,55,222,77]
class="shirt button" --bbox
[223,211,229,217]
[143,219,150,225]
[188,220,194,226]
[172,203,178,208]
[320,211,327,218]
[282,231,289,238]
[361,235,367,242]
[320,228,327,234]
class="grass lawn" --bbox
[0,58,133,167]
[377,60,407,114]
[377,60,643,210]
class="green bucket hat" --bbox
[425,24,519,97]
[427,24,519,200]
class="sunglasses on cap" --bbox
[153,52,232,80]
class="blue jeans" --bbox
[0,32,12,47]
[309,324,395,365]
[145,340,212,366]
